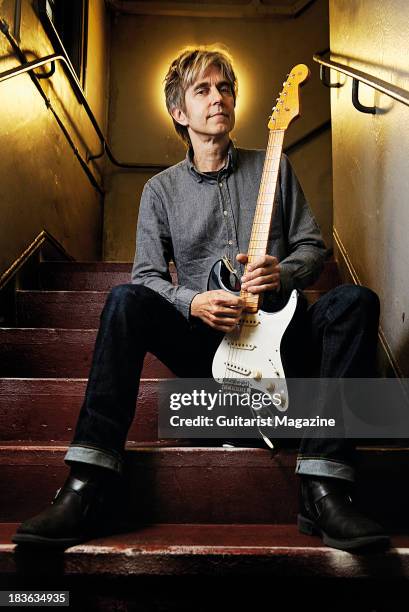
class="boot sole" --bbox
[12,519,128,549]
[297,513,390,552]
[12,532,87,549]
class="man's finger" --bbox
[245,283,279,294]
[242,267,280,283]
[213,294,244,307]
[214,323,238,333]
[211,306,242,317]
[242,266,269,281]
[210,314,240,326]
[247,255,278,273]
[242,273,279,288]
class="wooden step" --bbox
[0,329,174,378]
[16,291,108,329]
[39,262,178,291]
[39,262,133,291]
[16,288,327,328]
[0,444,299,524]
[1,523,409,579]
[0,444,408,528]
[38,260,339,292]
[0,378,162,442]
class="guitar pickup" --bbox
[224,362,251,376]
[239,316,260,327]
[227,341,255,351]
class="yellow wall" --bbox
[329,0,409,375]
[0,0,109,276]
[104,0,332,261]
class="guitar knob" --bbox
[253,371,262,381]
[266,382,276,392]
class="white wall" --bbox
[330,0,409,375]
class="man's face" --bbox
[173,64,236,141]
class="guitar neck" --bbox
[241,129,285,312]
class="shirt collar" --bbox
[186,140,237,183]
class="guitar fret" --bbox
[245,123,283,301]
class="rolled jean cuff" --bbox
[295,458,355,482]
[64,445,123,475]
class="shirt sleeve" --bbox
[131,181,199,320]
[265,153,328,305]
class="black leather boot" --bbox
[298,476,390,551]
[12,464,122,548]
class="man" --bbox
[13,47,389,551]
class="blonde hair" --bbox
[164,45,237,146]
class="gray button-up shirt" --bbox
[131,141,328,320]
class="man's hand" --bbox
[191,290,244,332]
[236,253,280,293]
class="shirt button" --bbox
[228,240,233,245]
[219,182,223,187]
[223,210,228,216]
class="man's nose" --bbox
[210,86,223,104]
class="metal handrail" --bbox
[313,50,409,112]
[0,18,167,172]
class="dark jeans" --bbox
[64,283,380,482]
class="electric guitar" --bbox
[208,64,310,444]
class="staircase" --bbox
[1,259,409,608]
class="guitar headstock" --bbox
[268,64,310,131]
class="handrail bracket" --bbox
[320,65,342,88]
[352,79,376,114]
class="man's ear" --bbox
[171,107,189,127]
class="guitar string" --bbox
[223,129,284,400]
[234,130,277,393]
[243,130,283,402]
[225,129,280,387]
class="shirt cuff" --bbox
[279,263,296,299]
[175,287,200,321]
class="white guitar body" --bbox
[212,289,298,411]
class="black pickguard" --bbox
[207,258,241,293]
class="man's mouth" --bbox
[209,112,228,118]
